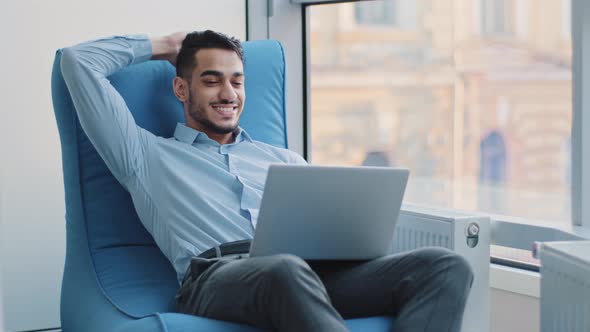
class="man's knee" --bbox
[414,247,474,285]
[446,251,474,287]
[260,254,314,288]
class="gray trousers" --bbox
[176,247,474,332]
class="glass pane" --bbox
[309,0,572,227]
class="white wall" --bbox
[490,288,539,332]
[0,1,245,330]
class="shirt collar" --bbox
[236,128,253,143]
[173,123,253,145]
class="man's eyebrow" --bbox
[200,70,223,77]
[200,70,244,78]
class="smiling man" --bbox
[173,36,245,144]
[60,30,473,332]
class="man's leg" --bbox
[176,254,348,332]
[309,247,474,332]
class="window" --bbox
[259,0,585,269]
[308,1,572,230]
[355,0,396,25]
[354,0,417,29]
[481,0,513,36]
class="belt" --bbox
[197,239,252,259]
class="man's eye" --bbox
[232,82,243,86]
[205,80,219,84]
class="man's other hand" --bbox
[151,32,189,66]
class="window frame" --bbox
[248,0,308,156]
[572,0,590,229]
[247,0,590,250]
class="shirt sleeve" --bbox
[60,35,154,186]
[289,151,309,165]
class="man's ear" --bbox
[173,77,189,102]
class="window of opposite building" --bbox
[354,0,417,29]
[307,0,573,268]
[481,0,511,36]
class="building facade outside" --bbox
[309,0,572,225]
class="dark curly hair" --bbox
[176,30,244,79]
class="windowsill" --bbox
[567,225,590,239]
[490,263,540,298]
[491,217,589,251]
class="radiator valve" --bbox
[465,222,480,248]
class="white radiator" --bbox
[395,205,491,332]
[540,241,590,332]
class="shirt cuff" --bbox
[126,35,152,64]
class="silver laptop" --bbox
[249,165,409,260]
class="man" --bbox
[60,30,473,332]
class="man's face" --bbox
[185,48,245,136]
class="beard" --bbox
[187,92,239,135]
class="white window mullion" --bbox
[268,0,307,157]
[247,0,270,40]
[248,0,306,157]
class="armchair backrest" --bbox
[51,40,289,319]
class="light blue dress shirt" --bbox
[60,35,307,283]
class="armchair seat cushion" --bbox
[93,246,178,317]
[111,313,394,332]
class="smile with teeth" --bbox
[212,105,237,114]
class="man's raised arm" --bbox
[60,34,184,186]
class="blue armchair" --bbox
[51,39,395,331]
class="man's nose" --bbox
[219,81,237,101]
